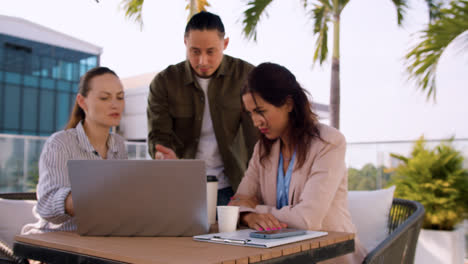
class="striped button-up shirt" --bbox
[22,122,127,234]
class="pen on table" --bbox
[211,236,248,244]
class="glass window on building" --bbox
[87,56,97,68]
[80,55,98,73]
[30,55,41,76]
[0,47,3,70]
[52,64,60,79]
[41,57,55,78]
[59,61,73,81]
[56,92,70,130]
[4,42,31,73]
[72,62,80,82]
[39,90,55,135]
[4,84,21,130]
[57,80,70,92]
[0,33,100,136]
[40,78,55,90]
[22,87,38,132]
[5,72,21,85]
[79,60,87,77]
[55,60,64,79]
[0,80,3,128]
[23,75,39,87]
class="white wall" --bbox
[120,86,149,140]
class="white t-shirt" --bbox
[195,76,230,189]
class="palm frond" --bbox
[390,0,409,25]
[337,0,350,13]
[318,0,333,10]
[120,0,144,29]
[310,3,332,65]
[405,0,468,100]
[425,0,444,21]
[242,0,274,41]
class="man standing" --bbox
[147,11,257,205]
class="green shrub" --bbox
[389,137,468,230]
[348,163,395,190]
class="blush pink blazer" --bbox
[236,123,367,264]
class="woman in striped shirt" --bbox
[22,67,128,233]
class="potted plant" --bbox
[389,137,468,264]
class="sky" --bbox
[1,0,467,143]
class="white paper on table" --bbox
[193,229,328,248]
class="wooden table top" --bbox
[15,231,354,264]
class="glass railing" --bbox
[346,138,468,190]
[125,141,151,160]
[0,134,150,193]
[0,134,46,193]
[1,134,467,192]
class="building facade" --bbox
[0,15,102,191]
[0,15,102,136]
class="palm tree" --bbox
[242,0,411,129]
[405,0,468,100]
[120,0,211,28]
[120,0,144,28]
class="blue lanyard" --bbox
[276,150,296,209]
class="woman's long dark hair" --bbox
[242,62,322,168]
[65,67,118,129]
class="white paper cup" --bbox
[206,177,218,225]
[217,206,239,233]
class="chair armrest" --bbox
[363,199,425,264]
[0,239,24,264]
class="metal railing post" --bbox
[23,137,30,190]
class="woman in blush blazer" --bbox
[229,63,366,264]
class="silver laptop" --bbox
[68,159,208,237]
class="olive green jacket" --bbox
[147,55,258,191]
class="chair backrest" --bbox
[363,198,425,264]
[0,192,37,264]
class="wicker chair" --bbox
[0,192,36,264]
[363,198,425,264]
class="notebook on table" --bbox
[68,159,208,237]
[193,229,328,248]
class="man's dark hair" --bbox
[184,11,225,38]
